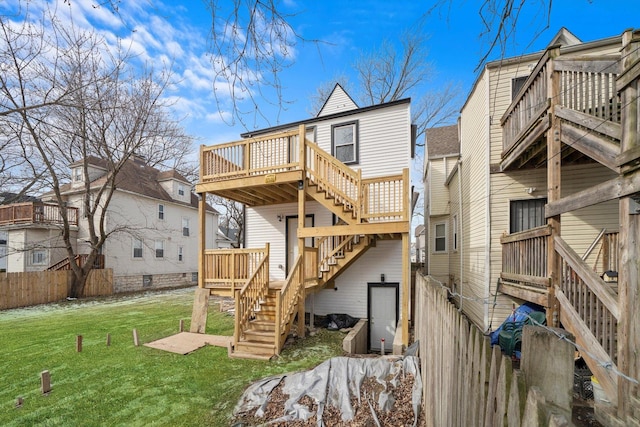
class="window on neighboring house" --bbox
[332,121,358,164]
[82,194,94,218]
[512,75,529,100]
[31,249,47,265]
[182,217,190,237]
[510,198,547,234]
[155,240,164,258]
[178,184,185,196]
[178,246,184,262]
[434,223,447,253]
[132,238,143,258]
[158,204,164,220]
[73,167,83,182]
[191,272,198,283]
[452,214,458,251]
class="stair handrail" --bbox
[234,243,270,347]
[274,253,303,354]
[305,140,362,220]
[316,234,357,272]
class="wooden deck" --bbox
[196,125,411,360]
[0,202,78,227]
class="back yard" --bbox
[0,287,344,426]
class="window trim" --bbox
[158,204,164,220]
[434,222,447,254]
[178,184,185,196]
[155,240,164,258]
[73,167,83,182]
[331,120,359,164]
[132,237,143,259]
[31,249,47,265]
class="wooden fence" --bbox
[415,273,576,426]
[0,269,113,310]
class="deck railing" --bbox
[202,246,268,292]
[0,202,78,227]
[234,246,270,347]
[200,130,300,182]
[306,141,361,219]
[601,231,619,273]
[274,253,304,353]
[500,225,551,288]
[362,170,408,222]
[502,48,621,152]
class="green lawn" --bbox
[0,287,344,426]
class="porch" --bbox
[0,202,79,227]
[497,30,640,424]
[196,125,411,360]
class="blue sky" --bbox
[4,0,640,152]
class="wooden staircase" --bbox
[231,287,280,360]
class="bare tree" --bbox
[0,7,193,297]
[210,195,244,248]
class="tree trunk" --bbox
[69,269,89,299]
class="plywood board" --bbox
[190,288,210,333]
[144,332,232,355]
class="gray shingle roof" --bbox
[426,125,459,158]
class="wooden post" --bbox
[546,46,562,327]
[233,290,241,347]
[106,333,111,346]
[198,196,206,289]
[297,127,307,338]
[132,329,139,346]
[76,335,83,352]
[179,319,184,332]
[402,231,410,345]
[617,29,640,418]
[40,370,51,394]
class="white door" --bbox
[369,284,398,351]
[286,215,313,274]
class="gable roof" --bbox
[547,27,581,48]
[426,125,459,158]
[59,157,218,213]
[317,83,359,117]
[241,97,410,138]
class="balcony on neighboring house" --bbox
[0,202,79,227]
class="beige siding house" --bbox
[423,28,640,414]
[0,157,218,292]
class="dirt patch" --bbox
[232,369,424,426]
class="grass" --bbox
[0,287,345,426]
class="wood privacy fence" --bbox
[415,273,576,426]
[0,269,113,310]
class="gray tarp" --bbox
[233,355,422,426]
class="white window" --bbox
[452,214,458,252]
[155,240,164,258]
[178,184,185,196]
[73,167,83,182]
[434,222,447,253]
[182,217,190,237]
[178,246,184,262]
[158,204,164,220]
[132,238,143,258]
[332,121,358,164]
[31,249,47,265]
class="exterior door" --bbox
[368,283,399,351]
[286,215,313,274]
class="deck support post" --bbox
[617,29,640,419]
[198,195,206,290]
[402,231,410,345]
[297,124,307,338]
[546,46,561,327]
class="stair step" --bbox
[244,329,276,343]
[229,350,273,361]
[249,320,276,331]
[235,341,276,356]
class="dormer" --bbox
[69,157,108,189]
[157,170,191,203]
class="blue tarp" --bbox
[489,302,545,346]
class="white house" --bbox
[0,156,219,292]
[196,84,413,358]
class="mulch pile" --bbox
[232,370,424,426]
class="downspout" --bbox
[484,71,492,330]
[458,160,463,313]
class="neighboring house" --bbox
[0,192,41,273]
[216,228,235,249]
[424,27,640,417]
[0,156,219,292]
[196,84,413,359]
